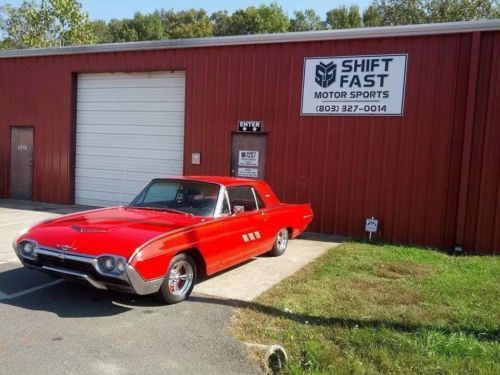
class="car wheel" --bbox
[268,228,289,257]
[155,253,197,304]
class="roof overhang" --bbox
[0,19,499,59]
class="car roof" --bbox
[156,176,261,187]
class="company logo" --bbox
[315,61,336,88]
[56,244,76,252]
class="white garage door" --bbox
[75,71,185,206]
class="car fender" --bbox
[128,218,226,281]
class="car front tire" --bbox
[156,253,197,304]
[268,228,289,257]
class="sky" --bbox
[2,0,372,21]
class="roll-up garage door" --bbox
[75,71,185,206]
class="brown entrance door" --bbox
[10,127,34,200]
[231,133,267,179]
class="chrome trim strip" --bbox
[41,265,108,290]
[37,247,97,264]
[0,20,498,59]
[213,184,227,218]
[251,187,260,210]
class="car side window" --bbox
[227,186,258,213]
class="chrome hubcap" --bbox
[277,229,288,251]
[168,260,194,296]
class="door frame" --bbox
[9,125,35,200]
[230,132,269,179]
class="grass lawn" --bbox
[230,242,500,374]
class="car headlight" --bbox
[19,240,37,258]
[116,258,126,273]
[97,255,126,275]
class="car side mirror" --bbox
[232,205,245,215]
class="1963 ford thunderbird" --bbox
[13,176,313,304]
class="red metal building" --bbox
[1,20,499,254]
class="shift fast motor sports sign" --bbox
[301,54,408,116]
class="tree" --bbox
[326,5,362,29]
[255,2,290,33]
[363,0,499,26]
[289,9,326,31]
[91,19,112,43]
[159,9,213,39]
[217,3,289,35]
[362,5,382,26]
[368,0,427,25]
[211,10,232,36]
[1,0,94,48]
[425,0,500,22]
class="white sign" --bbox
[365,218,379,233]
[238,150,259,167]
[238,167,258,178]
[301,54,407,116]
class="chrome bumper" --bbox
[14,242,163,295]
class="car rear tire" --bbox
[155,253,197,304]
[268,228,289,257]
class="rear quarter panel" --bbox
[266,203,313,238]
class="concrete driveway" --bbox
[0,200,340,375]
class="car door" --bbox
[219,186,268,268]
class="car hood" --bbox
[23,207,208,259]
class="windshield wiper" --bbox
[127,206,193,216]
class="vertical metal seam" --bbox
[454,31,482,248]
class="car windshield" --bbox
[130,179,220,217]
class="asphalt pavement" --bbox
[0,199,340,375]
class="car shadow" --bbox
[3,267,497,343]
[188,295,500,342]
[0,266,164,318]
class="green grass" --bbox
[230,242,500,374]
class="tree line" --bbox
[1,0,499,49]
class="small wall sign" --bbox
[238,150,259,167]
[238,121,262,133]
[191,152,201,165]
[237,167,258,178]
[365,218,378,233]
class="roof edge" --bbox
[0,19,499,59]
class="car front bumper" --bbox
[14,242,164,295]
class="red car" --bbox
[13,177,313,304]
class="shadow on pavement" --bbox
[188,295,500,342]
[0,266,165,318]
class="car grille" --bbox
[29,253,130,287]
[37,254,96,274]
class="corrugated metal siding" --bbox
[463,32,500,254]
[0,31,499,253]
